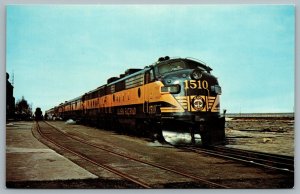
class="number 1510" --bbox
[184,80,209,90]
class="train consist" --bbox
[46,57,225,145]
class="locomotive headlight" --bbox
[191,69,203,80]
[211,85,222,95]
[161,85,181,94]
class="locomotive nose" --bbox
[178,70,221,113]
[185,70,220,95]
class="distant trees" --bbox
[14,96,45,121]
[15,96,32,120]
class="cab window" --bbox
[157,61,185,75]
[150,69,155,81]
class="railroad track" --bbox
[33,121,230,189]
[181,145,294,173]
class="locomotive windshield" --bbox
[157,60,209,75]
[157,61,185,75]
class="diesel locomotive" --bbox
[46,56,226,146]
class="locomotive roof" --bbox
[61,95,83,105]
[106,66,151,86]
[155,57,213,72]
[184,58,213,72]
[107,57,212,86]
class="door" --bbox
[143,71,150,113]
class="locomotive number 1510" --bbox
[184,80,209,90]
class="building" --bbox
[6,72,15,120]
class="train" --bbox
[46,56,226,146]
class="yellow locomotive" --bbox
[46,56,225,146]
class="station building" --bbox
[6,72,15,120]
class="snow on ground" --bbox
[147,140,173,148]
[162,130,202,145]
[65,119,76,125]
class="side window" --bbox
[144,71,150,84]
[111,85,115,93]
[150,69,155,81]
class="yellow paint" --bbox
[175,95,220,113]
[60,80,220,115]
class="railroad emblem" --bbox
[192,96,205,111]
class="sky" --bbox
[6,5,295,113]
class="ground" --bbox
[225,118,294,156]
[5,118,294,189]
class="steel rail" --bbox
[212,146,294,161]
[44,121,230,189]
[183,147,294,173]
[33,121,152,189]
